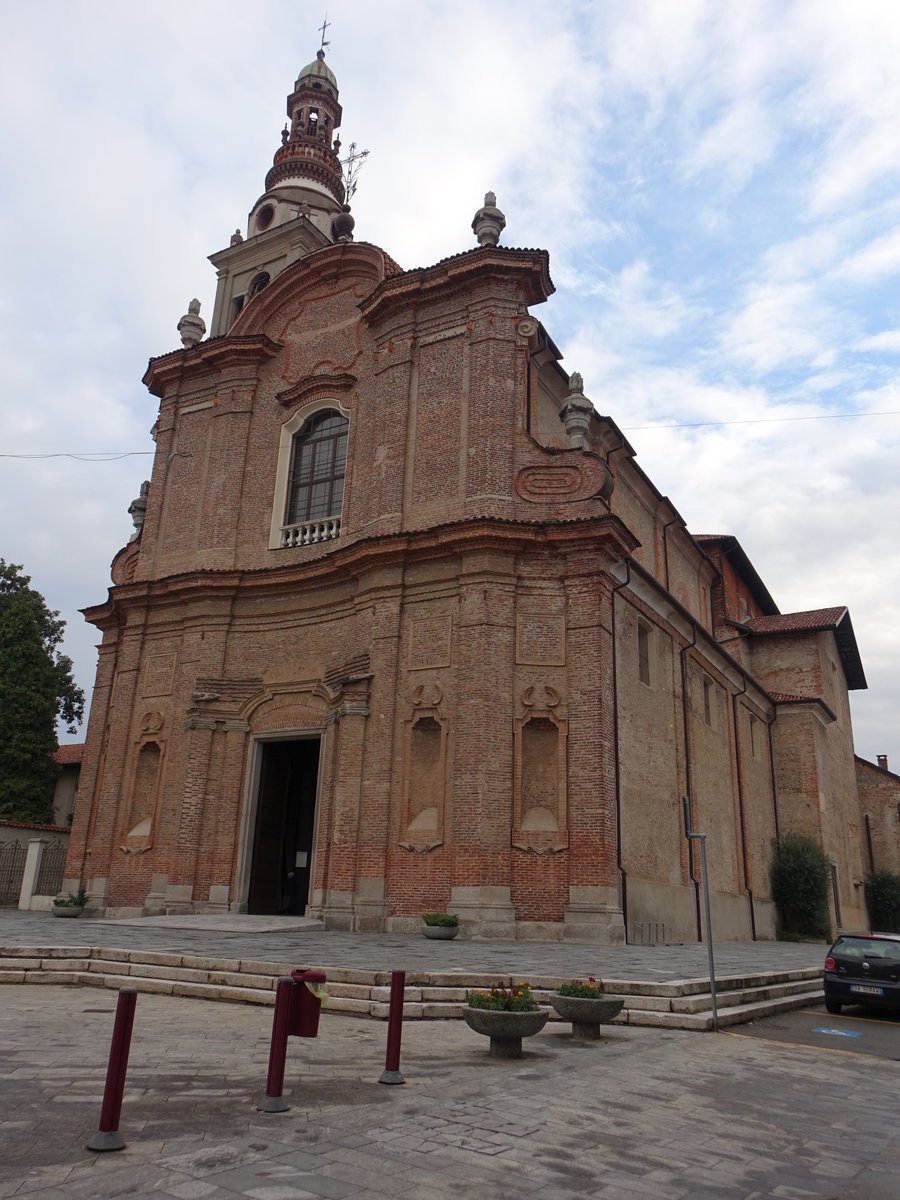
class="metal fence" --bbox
[631,921,666,946]
[0,841,27,906]
[35,840,68,896]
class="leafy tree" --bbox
[0,560,84,822]
[770,832,833,942]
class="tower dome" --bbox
[296,48,338,90]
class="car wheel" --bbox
[825,999,842,1015]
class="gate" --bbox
[0,841,27,905]
[36,841,68,896]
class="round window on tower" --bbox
[255,204,275,231]
[247,272,270,298]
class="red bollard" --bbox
[258,969,326,1112]
[86,987,137,1152]
[379,970,406,1085]
[258,977,294,1112]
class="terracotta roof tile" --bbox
[54,743,85,765]
[742,608,847,635]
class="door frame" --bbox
[234,731,324,913]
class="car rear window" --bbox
[832,936,900,961]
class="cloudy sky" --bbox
[1,0,898,766]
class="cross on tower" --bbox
[318,15,330,50]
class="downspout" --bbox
[661,512,678,593]
[765,709,781,841]
[864,813,875,872]
[610,560,632,942]
[679,623,702,940]
[730,675,756,940]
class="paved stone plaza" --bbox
[2,981,898,1200]
[0,910,827,980]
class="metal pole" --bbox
[86,987,137,1152]
[258,977,293,1112]
[379,970,406,1085]
[683,796,718,1032]
[698,835,719,1032]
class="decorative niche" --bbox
[513,698,568,853]
[399,684,447,853]
[120,712,166,855]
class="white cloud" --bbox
[1,0,900,770]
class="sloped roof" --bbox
[54,743,84,765]
[742,608,867,691]
[692,534,779,616]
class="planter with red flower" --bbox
[463,980,549,1058]
[549,977,623,1039]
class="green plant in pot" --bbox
[550,976,624,1039]
[421,912,460,940]
[463,979,548,1057]
[51,886,87,917]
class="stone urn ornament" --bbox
[463,981,549,1058]
[421,912,460,939]
[549,977,624,1039]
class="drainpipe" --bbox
[661,512,678,593]
[765,709,781,841]
[864,814,875,872]
[730,675,756,940]
[679,624,702,941]
[610,561,632,942]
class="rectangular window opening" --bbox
[637,622,651,687]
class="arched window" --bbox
[282,410,348,545]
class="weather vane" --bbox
[341,141,370,203]
[318,14,330,51]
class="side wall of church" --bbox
[856,758,900,876]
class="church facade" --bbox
[64,50,888,942]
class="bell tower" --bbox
[207,47,352,337]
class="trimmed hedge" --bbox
[770,832,832,942]
[865,869,900,932]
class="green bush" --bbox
[770,833,832,941]
[865,869,900,932]
[421,911,459,927]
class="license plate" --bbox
[850,984,884,996]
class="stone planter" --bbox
[462,1007,549,1058]
[51,905,84,918]
[549,993,624,1039]
[421,923,459,940]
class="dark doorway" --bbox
[248,738,320,915]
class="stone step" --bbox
[0,948,825,1032]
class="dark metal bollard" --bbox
[86,987,137,1152]
[259,977,294,1112]
[258,968,326,1112]
[379,970,406,1085]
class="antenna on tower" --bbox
[341,141,370,202]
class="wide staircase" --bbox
[0,945,824,1030]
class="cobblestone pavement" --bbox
[0,910,828,981]
[2,985,897,1199]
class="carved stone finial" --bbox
[559,371,594,449]
[230,228,244,245]
[128,481,150,541]
[177,298,206,348]
[472,191,506,247]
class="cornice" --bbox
[358,245,555,325]
[276,371,358,408]
[142,335,283,397]
[82,514,636,628]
